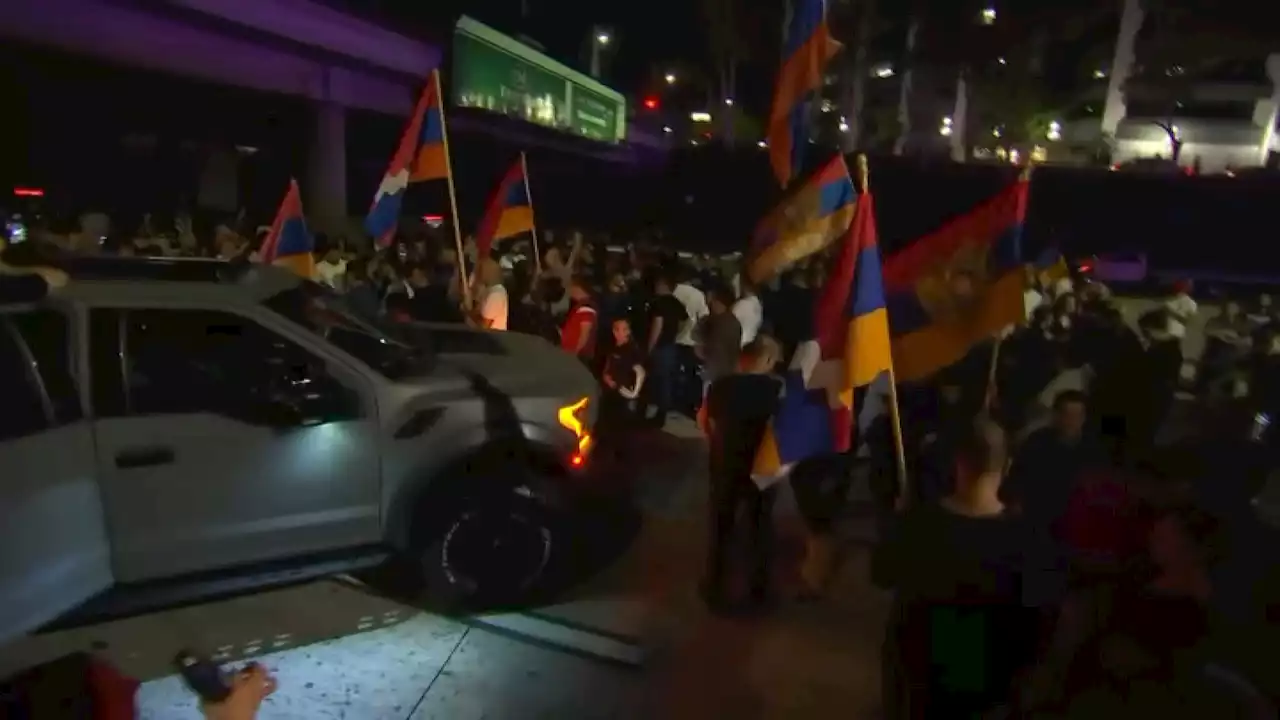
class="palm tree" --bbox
[701,0,749,146]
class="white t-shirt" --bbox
[732,294,763,346]
[480,284,509,331]
[1023,288,1044,321]
[1052,277,1074,298]
[315,260,346,289]
[1164,292,1197,339]
[672,283,709,347]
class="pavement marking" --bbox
[467,611,648,670]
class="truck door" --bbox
[87,307,381,582]
[0,305,113,643]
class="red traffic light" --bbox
[643,97,659,110]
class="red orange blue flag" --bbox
[365,69,450,246]
[753,184,891,484]
[474,158,534,260]
[883,179,1030,382]
[257,178,314,279]
[767,0,841,188]
[747,154,857,285]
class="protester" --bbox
[694,285,743,389]
[600,318,646,440]
[1164,280,1198,341]
[641,271,687,428]
[471,257,508,330]
[560,275,598,365]
[701,337,782,614]
[732,278,764,346]
[875,417,1036,719]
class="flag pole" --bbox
[520,152,543,276]
[434,69,472,310]
[984,162,1035,413]
[857,153,909,511]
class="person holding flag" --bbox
[364,69,471,308]
[257,178,315,280]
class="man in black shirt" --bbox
[601,318,646,439]
[702,337,782,613]
[389,264,462,324]
[641,272,687,428]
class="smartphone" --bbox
[173,650,231,704]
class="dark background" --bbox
[3,40,1279,279]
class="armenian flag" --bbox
[767,0,841,188]
[1035,247,1070,288]
[747,154,857,285]
[257,178,314,279]
[753,187,891,484]
[365,69,450,246]
[474,158,535,260]
[883,179,1030,382]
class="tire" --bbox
[415,488,558,612]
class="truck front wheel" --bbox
[414,489,557,612]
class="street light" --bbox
[690,111,712,122]
[757,140,767,148]
[981,7,996,24]
[1047,120,1062,141]
[664,72,676,85]
[940,116,953,136]
[663,126,673,133]
[590,28,611,78]
[724,97,734,106]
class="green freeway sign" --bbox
[453,17,626,144]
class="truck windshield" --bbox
[264,282,430,379]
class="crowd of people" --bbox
[5,210,1280,718]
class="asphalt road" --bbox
[0,416,891,719]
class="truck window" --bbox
[264,282,426,379]
[110,309,360,423]
[0,317,51,441]
[9,309,83,425]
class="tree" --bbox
[909,0,1115,159]
[701,0,750,147]
[828,0,889,152]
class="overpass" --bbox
[0,0,439,228]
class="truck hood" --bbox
[411,323,598,401]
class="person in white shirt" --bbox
[472,258,508,331]
[673,280,709,348]
[1164,280,1197,340]
[671,277,709,415]
[315,247,347,290]
[732,282,763,347]
[1022,266,1045,322]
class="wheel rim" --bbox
[438,507,552,599]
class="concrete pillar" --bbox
[1260,54,1280,165]
[950,72,968,163]
[196,145,240,215]
[1101,0,1144,138]
[307,100,347,236]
